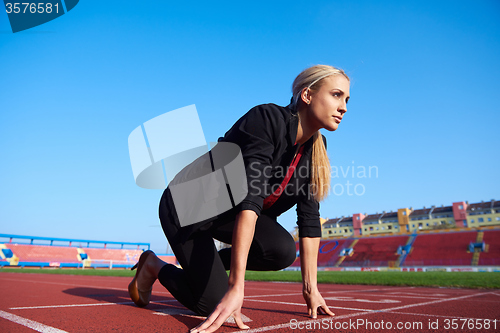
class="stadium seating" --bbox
[4,244,80,267]
[318,239,354,266]
[290,238,354,267]
[2,243,146,268]
[403,231,477,266]
[83,248,143,268]
[478,230,500,266]
[341,236,408,267]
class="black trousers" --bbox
[157,202,297,316]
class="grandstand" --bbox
[2,243,80,267]
[478,230,500,266]
[0,234,157,269]
[340,235,408,268]
[290,238,354,268]
[290,199,499,270]
[403,231,476,266]
[289,229,500,270]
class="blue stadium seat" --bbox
[2,248,13,258]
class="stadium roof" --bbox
[468,200,496,211]
[431,205,453,213]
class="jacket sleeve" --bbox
[222,105,287,216]
[296,195,322,237]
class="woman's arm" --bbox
[299,237,335,318]
[191,210,257,333]
[228,210,258,289]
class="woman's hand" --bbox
[299,237,334,318]
[190,285,249,333]
[302,285,335,319]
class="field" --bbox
[1,267,499,289]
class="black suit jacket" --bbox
[160,103,322,241]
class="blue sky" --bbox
[1,0,499,253]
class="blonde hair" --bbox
[291,65,349,202]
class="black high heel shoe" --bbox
[128,250,154,307]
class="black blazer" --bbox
[160,103,322,241]
[219,103,322,238]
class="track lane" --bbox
[1,273,499,332]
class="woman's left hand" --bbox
[302,286,335,319]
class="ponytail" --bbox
[310,131,330,202]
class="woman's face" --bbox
[304,74,350,132]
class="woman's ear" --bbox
[301,87,312,105]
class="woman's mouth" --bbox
[333,116,342,124]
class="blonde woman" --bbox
[129,65,350,332]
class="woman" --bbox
[128,64,350,332]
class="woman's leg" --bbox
[156,191,229,316]
[212,214,297,271]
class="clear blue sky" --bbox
[1,0,499,253]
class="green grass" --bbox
[1,267,499,289]
[244,271,500,289]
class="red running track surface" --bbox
[0,272,499,332]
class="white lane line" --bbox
[229,309,372,333]
[153,307,253,323]
[245,289,402,297]
[247,291,443,300]
[0,310,68,333]
[246,286,409,294]
[336,287,411,293]
[245,299,371,312]
[244,299,304,307]
[388,310,497,321]
[245,292,301,298]
[10,299,178,310]
[385,292,449,297]
[230,291,493,333]
[324,296,400,304]
[329,292,442,300]
[245,291,440,300]
[369,291,492,313]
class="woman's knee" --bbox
[280,240,298,269]
[268,236,297,270]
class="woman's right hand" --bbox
[190,285,249,333]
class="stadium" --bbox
[289,199,500,271]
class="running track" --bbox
[1,272,499,332]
